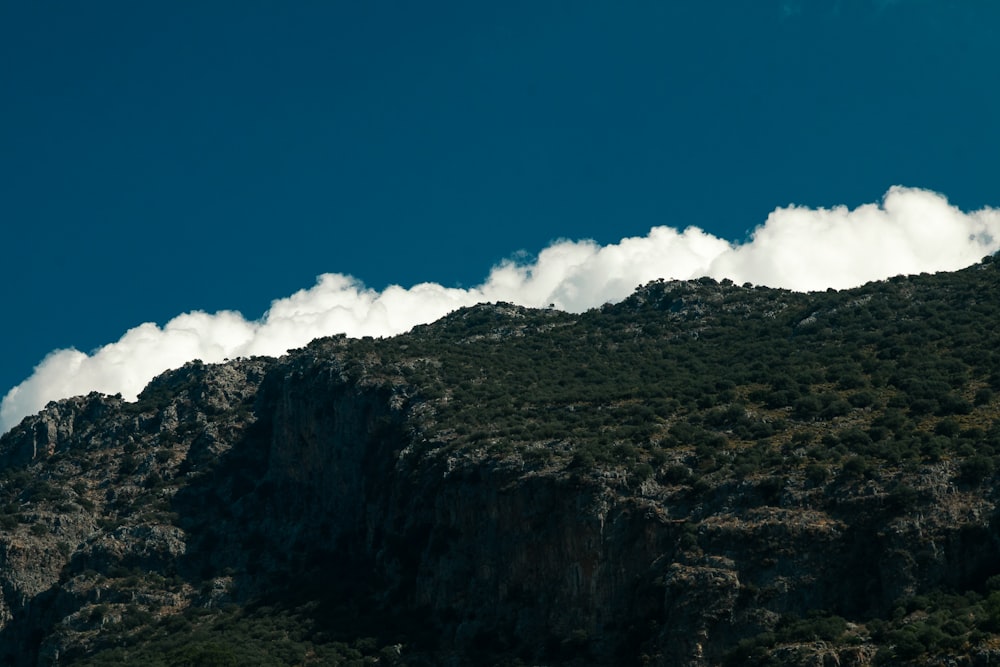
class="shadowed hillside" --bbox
[3,257,1000,665]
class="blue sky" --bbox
[2,1,999,429]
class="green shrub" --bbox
[960,456,994,485]
[841,456,869,478]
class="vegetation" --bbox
[74,603,401,666]
[300,257,1000,488]
[3,256,1000,664]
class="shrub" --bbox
[934,418,961,437]
[793,395,822,420]
[937,394,973,416]
[820,398,852,420]
[841,456,869,478]
[849,390,877,408]
[959,456,994,485]
[660,464,691,484]
[805,464,828,485]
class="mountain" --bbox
[3,258,1000,666]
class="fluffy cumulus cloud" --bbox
[2,186,999,432]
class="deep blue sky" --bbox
[2,1,999,398]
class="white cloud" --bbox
[709,187,1000,290]
[2,186,998,433]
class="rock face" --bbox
[3,262,1000,665]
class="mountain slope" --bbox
[3,258,1000,665]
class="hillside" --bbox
[3,258,1000,665]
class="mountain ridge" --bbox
[3,259,1000,665]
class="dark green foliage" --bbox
[725,611,848,665]
[336,267,1000,485]
[73,603,397,667]
[975,388,994,406]
[959,455,994,485]
[792,395,823,420]
[840,456,870,479]
[866,589,1000,663]
[804,463,828,486]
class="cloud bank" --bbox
[3,186,999,433]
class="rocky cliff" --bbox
[3,259,1000,665]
